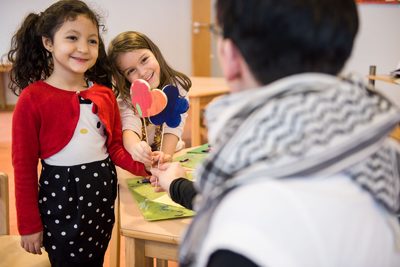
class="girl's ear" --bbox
[42,36,53,53]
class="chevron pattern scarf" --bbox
[179,73,400,266]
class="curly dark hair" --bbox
[7,0,112,95]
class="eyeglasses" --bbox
[209,24,223,36]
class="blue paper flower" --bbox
[149,85,189,128]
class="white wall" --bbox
[0,0,191,105]
[343,4,400,105]
[1,2,400,105]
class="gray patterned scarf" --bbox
[179,73,400,266]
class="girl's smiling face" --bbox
[42,15,99,78]
[117,49,161,89]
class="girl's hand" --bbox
[150,162,186,194]
[151,151,172,167]
[161,153,172,163]
[128,141,152,166]
[21,231,43,255]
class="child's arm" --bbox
[161,86,189,157]
[161,133,179,158]
[162,106,189,158]
[123,130,152,166]
[12,91,44,236]
[118,98,143,135]
[119,99,153,165]
[100,90,149,176]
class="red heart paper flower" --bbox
[130,79,167,117]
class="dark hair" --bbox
[107,31,191,100]
[216,0,359,85]
[7,0,112,95]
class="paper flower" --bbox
[130,79,167,117]
[149,85,189,128]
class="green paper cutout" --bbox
[187,143,210,154]
[173,153,208,169]
[127,177,195,221]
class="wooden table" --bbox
[188,77,229,146]
[0,63,12,110]
[117,167,192,267]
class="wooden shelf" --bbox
[0,63,12,110]
[367,75,400,85]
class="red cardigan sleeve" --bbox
[92,86,149,176]
[12,90,43,235]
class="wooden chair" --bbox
[109,184,121,267]
[0,172,51,267]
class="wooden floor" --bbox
[0,110,179,267]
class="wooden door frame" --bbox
[191,0,212,76]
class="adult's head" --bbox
[215,0,359,87]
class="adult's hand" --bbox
[150,162,186,194]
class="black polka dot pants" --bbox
[38,157,117,265]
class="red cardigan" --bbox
[12,81,148,235]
